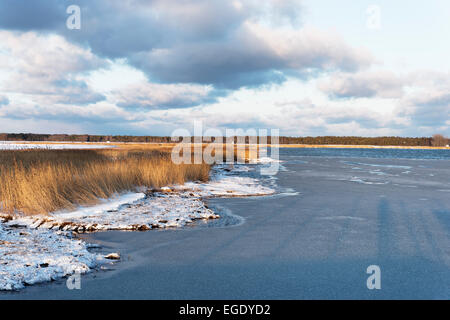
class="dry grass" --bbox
[0,147,210,216]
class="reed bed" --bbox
[0,148,210,216]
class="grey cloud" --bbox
[112,83,224,110]
[319,71,405,99]
[415,92,450,107]
[0,0,372,89]
[130,25,372,88]
[0,0,66,30]
[403,92,450,127]
[6,78,106,106]
[323,114,381,128]
[0,102,133,123]
[395,71,450,131]
[130,44,288,89]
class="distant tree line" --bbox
[0,133,448,146]
[0,133,173,143]
[275,136,435,146]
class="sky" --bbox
[0,0,449,137]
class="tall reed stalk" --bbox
[0,148,210,215]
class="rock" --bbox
[146,188,162,195]
[136,224,150,231]
[30,219,45,229]
[86,243,101,249]
[105,253,120,260]
[40,221,55,229]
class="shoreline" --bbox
[0,162,275,291]
[270,144,450,150]
[1,141,448,150]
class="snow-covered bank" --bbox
[179,174,275,197]
[0,222,104,291]
[4,164,275,232]
[0,143,112,150]
[0,163,276,290]
[6,192,219,232]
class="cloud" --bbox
[0,95,9,106]
[0,101,135,123]
[390,71,450,134]
[0,0,67,31]
[400,91,450,128]
[271,99,399,134]
[319,71,405,99]
[0,31,106,105]
[147,93,404,137]
[1,1,445,137]
[112,83,220,110]
[0,1,373,89]
[130,24,372,88]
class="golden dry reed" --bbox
[0,148,210,216]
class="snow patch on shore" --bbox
[6,192,219,232]
[0,222,104,291]
[53,193,146,220]
[177,163,275,197]
[180,176,275,197]
[0,143,112,150]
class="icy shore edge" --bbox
[0,163,275,291]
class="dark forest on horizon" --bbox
[1,133,449,147]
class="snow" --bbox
[0,222,104,291]
[176,164,275,197]
[104,253,121,260]
[180,176,275,197]
[6,192,219,232]
[0,163,276,290]
[349,177,390,185]
[52,193,146,220]
[255,157,282,164]
[0,143,112,150]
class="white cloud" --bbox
[112,83,216,109]
[0,2,448,137]
[0,31,106,105]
